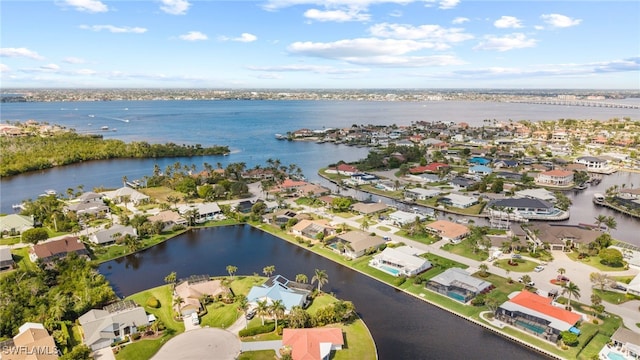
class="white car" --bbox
[534,265,545,272]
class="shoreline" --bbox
[251,222,563,360]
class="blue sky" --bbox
[1,0,639,89]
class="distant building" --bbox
[388,210,428,226]
[0,214,34,235]
[575,156,609,172]
[469,165,493,176]
[291,219,336,240]
[3,322,59,360]
[404,188,441,201]
[79,301,149,351]
[515,188,557,203]
[90,225,137,245]
[439,193,478,209]
[147,210,187,231]
[329,231,385,259]
[426,268,492,302]
[29,237,89,265]
[101,186,149,205]
[0,245,15,271]
[535,170,574,187]
[351,202,388,215]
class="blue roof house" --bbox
[246,275,313,313]
[469,165,493,176]
[469,157,491,165]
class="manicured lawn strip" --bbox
[394,230,439,245]
[579,333,613,360]
[420,252,469,271]
[493,258,538,273]
[237,350,277,360]
[376,225,391,232]
[306,294,338,315]
[332,320,377,360]
[201,301,241,328]
[441,241,489,262]
[139,186,189,203]
[592,289,633,304]
[359,184,403,199]
[12,247,37,271]
[0,237,20,245]
[565,252,627,272]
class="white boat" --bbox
[45,189,57,195]
[88,114,95,118]
[593,193,605,204]
[101,126,109,131]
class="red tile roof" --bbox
[282,328,344,360]
[336,164,358,173]
[541,169,573,177]
[510,290,581,325]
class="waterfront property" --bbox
[0,214,34,236]
[439,193,479,209]
[281,327,344,360]
[369,246,431,277]
[351,201,388,215]
[425,220,470,244]
[575,156,613,173]
[404,188,441,201]
[487,198,559,219]
[63,191,109,216]
[147,210,188,231]
[514,188,557,203]
[535,169,574,187]
[291,219,336,240]
[605,327,640,360]
[495,290,582,343]
[3,322,59,360]
[388,210,427,226]
[101,186,150,205]
[328,231,385,259]
[524,223,602,251]
[173,276,228,316]
[425,267,493,302]
[89,224,137,245]
[177,202,223,223]
[0,245,15,271]
[246,275,313,313]
[28,237,89,265]
[78,300,149,351]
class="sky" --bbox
[1,0,639,89]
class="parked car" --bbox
[557,275,570,282]
[191,312,199,325]
[246,309,256,320]
[612,284,627,291]
[511,254,522,259]
[534,265,545,272]
[518,277,535,287]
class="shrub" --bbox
[131,333,141,341]
[277,325,284,335]
[238,323,275,337]
[393,276,406,286]
[171,224,186,232]
[21,228,49,244]
[146,296,160,308]
[471,294,486,306]
[560,331,579,347]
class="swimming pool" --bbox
[378,265,401,276]
[607,351,627,360]
[515,320,545,334]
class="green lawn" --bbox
[394,230,439,245]
[12,247,37,271]
[237,350,277,360]
[0,237,21,246]
[332,320,377,360]
[92,230,188,263]
[493,258,538,273]
[592,289,636,304]
[441,241,489,261]
[376,225,391,232]
[565,252,628,272]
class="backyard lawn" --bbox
[566,252,628,271]
[441,241,489,261]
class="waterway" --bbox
[100,225,547,360]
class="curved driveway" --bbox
[151,328,241,360]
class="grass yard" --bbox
[592,289,635,304]
[394,230,439,245]
[493,258,538,273]
[12,247,37,271]
[376,225,391,232]
[441,241,489,261]
[139,186,188,203]
[332,320,377,360]
[565,252,628,271]
[237,350,277,360]
[0,237,21,246]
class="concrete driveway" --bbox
[92,347,116,360]
[151,328,241,360]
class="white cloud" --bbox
[64,57,86,64]
[389,10,403,17]
[438,0,459,10]
[60,0,108,13]
[0,64,10,72]
[304,8,370,22]
[218,33,258,42]
[541,14,582,28]
[179,31,208,41]
[79,25,147,33]
[473,33,537,52]
[160,0,191,15]
[41,64,60,71]
[345,54,465,67]
[263,0,418,11]
[452,17,469,24]
[248,64,369,74]
[494,16,523,29]
[368,23,473,43]
[0,47,44,60]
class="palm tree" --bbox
[164,271,177,290]
[166,195,180,210]
[557,268,566,278]
[312,269,329,292]
[478,263,489,277]
[226,265,238,279]
[256,299,270,326]
[270,299,286,329]
[295,273,308,284]
[562,282,581,311]
[594,214,607,229]
[360,216,370,231]
[263,265,275,277]
[237,295,249,328]
[604,216,617,233]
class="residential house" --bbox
[64,192,110,216]
[349,173,379,185]
[0,245,15,271]
[3,322,59,360]
[487,198,557,218]
[439,193,478,209]
[469,165,493,176]
[147,210,188,231]
[535,170,574,187]
[496,171,523,181]
[351,202,388,215]
[298,183,331,197]
[425,267,493,302]
[264,209,299,226]
[235,200,254,213]
[101,186,149,205]
[291,219,336,240]
[449,177,477,191]
[409,162,449,174]
[29,237,89,265]
[388,210,428,226]
[515,188,557,203]
[329,231,385,259]
[369,246,431,277]
[0,214,34,235]
[626,273,640,297]
[575,156,611,172]
[469,157,491,165]
[281,328,344,360]
[374,180,397,192]
[525,223,602,251]
[494,159,519,168]
[404,188,441,201]
[90,225,137,245]
[495,290,582,343]
[178,202,222,223]
[79,301,149,351]
[326,163,358,176]
[246,275,313,313]
[174,277,229,316]
[608,326,640,359]
[425,220,470,243]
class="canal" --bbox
[100,225,547,360]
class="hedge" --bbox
[239,323,275,337]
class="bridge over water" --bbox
[510,99,640,109]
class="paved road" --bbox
[151,328,241,360]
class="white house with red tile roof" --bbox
[535,169,574,187]
[281,328,344,360]
[425,220,470,243]
[325,163,359,176]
